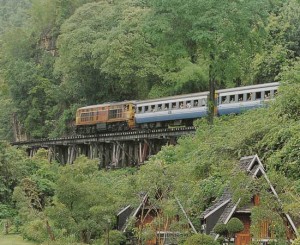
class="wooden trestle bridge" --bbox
[12,127,195,167]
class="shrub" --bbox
[97,230,126,245]
[183,233,218,245]
[22,219,48,243]
[213,223,228,236]
[227,218,244,234]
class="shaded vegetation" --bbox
[0,0,299,139]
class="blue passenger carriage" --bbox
[217,82,279,116]
[135,92,209,128]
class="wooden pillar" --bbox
[134,143,139,165]
[115,142,120,167]
[98,143,104,168]
[121,143,126,167]
[67,146,71,164]
[67,145,76,164]
[128,144,134,166]
[104,143,110,168]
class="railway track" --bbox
[12,126,196,147]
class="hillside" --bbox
[0,0,299,139]
[0,80,299,244]
[0,0,300,244]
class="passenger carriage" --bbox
[217,82,279,115]
[135,92,209,129]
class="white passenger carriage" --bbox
[135,92,209,128]
[134,82,279,128]
[217,82,279,115]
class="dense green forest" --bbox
[0,0,299,140]
[0,0,300,244]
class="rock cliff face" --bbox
[12,112,27,142]
[40,33,57,56]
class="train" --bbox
[75,82,279,134]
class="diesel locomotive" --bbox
[75,82,279,134]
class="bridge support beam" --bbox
[15,127,194,167]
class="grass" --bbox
[0,234,37,245]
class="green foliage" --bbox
[0,204,16,219]
[272,84,300,120]
[0,0,296,138]
[22,219,48,243]
[0,142,29,204]
[213,223,228,236]
[0,0,31,35]
[226,218,244,235]
[183,233,218,245]
[46,156,136,243]
[251,0,300,84]
[98,230,126,245]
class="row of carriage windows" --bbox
[137,99,207,113]
[220,90,277,105]
[137,89,277,114]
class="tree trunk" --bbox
[5,220,9,235]
[46,220,55,241]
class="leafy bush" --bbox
[97,230,126,245]
[22,219,48,243]
[0,204,16,219]
[226,218,244,234]
[213,223,228,236]
[183,233,218,245]
[273,84,300,120]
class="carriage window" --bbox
[221,96,228,104]
[179,101,184,109]
[138,107,142,113]
[200,99,206,106]
[151,105,156,112]
[274,90,278,96]
[229,95,235,103]
[247,93,253,101]
[193,100,198,107]
[172,102,177,109]
[238,94,244,102]
[164,104,169,110]
[264,90,270,99]
[158,104,162,110]
[256,92,262,100]
[145,106,149,112]
[186,100,192,108]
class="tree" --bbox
[0,0,31,35]
[55,0,164,106]
[46,156,136,243]
[252,0,300,84]
[143,0,275,123]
